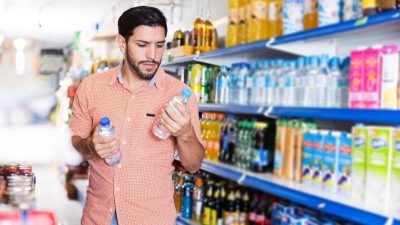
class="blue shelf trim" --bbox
[175,216,192,225]
[393,219,400,225]
[199,104,400,124]
[273,10,400,45]
[197,40,267,59]
[201,160,388,225]
[162,55,195,66]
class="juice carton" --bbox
[391,128,400,217]
[283,0,304,35]
[302,130,316,186]
[351,124,367,202]
[294,121,316,183]
[274,119,288,177]
[343,0,362,21]
[381,45,399,109]
[322,131,340,194]
[365,126,393,209]
[349,48,366,108]
[337,132,352,197]
[318,0,341,27]
[312,130,329,189]
[363,46,384,109]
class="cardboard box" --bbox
[381,45,399,109]
[351,124,368,202]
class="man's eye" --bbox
[138,44,146,47]
[157,44,164,48]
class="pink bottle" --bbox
[349,48,366,108]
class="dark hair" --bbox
[118,6,167,41]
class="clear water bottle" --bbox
[294,57,306,106]
[303,56,320,107]
[215,66,229,104]
[237,63,250,105]
[228,63,240,104]
[326,57,342,107]
[99,117,122,166]
[316,54,330,107]
[283,61,297,106]
[152,88,193,139]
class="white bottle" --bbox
[152,88,193,139]
[99,117,122,166]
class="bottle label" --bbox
[181,196,192,218]
[252,148,268,166]
[246,77,253,89]
[269,2,283,21]
[304,0,318,14]
[203,207,211,225]
[238,212,248,225]
[211,209,217,225]
[251,0,268,19]
[362,0,378,8]
[224,211,236,224]
[274,152,282,169]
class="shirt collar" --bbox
[109,60,164,90]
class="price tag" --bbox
[354,17,368,27]
[237,174,246,184]
[266,37,276,47]
[263,106,274,117]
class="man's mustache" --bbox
[138,60,160,65]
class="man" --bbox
[70,6,204,225]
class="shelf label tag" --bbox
[354,17,368,27]
[237,174,246,184]
[266,38,276,47]
[263,106,274,117]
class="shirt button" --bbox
[127,117,131,122]
[109,208,113,213]
[118,164,122,168]
[116,187,120,191]
[131,95,135,99]
[122,141,126,145]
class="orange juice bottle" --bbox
[304,0,318,30]
[203,113,212,160]
[226,0,241,47]
[268,0,283,37]
[248,0,269,42]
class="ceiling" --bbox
[0,0,120,49]
[0,0,227,49]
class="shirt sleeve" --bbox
[187,93,204,147]
[69,78,93,139]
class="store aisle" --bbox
[34,164,82,225]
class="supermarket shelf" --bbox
[176,216,201,225]
[199,104,400,124]
[200,159,390,225]
[162,10,400,67]
[271,9,400,46]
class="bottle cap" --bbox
[182,88,192,99]
[100,117,110,126]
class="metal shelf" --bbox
[200,159,391,225]
[199,104,400,124]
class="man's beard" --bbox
[125,50,161,81]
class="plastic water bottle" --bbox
[228,63,240,104]
[294,57,306,106]
[283,61,297,106]
[215,66,229,104]
[303,56,320,107]
[326,57,342,107]
[99,117,122,166]
[316,54,330,107]
[237,63,250,105]
[152,88,193,139]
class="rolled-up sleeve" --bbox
[69,78,93,139]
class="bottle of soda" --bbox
[153,89,192,139]
[225,115,237,165]
[251,122,269,172]
[181,175,194,219]
[238,190,250,225]
[98,117,122,166]
[174,174,184,213]
[223,189,236,225]
[203,180,214,225]
[235,188,242,224]
[193,177,205,222]
[248,193,259,225]
[210,185,221,225]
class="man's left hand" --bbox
[159,101,194,140]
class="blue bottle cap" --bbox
[100,117,110,126]
[182,88,192,99]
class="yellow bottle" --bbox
[193,8,205,54]
[203,9,215,52]
[304,0,318,30]
[268,0,283,37]
[226,0,241,47]
[248,0,269,42]
[237,0,247,44]
[203,113,212,160]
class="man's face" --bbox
[125,25,165,80]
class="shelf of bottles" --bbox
[199,159,391,225]
[199,104,400,124]
[163,9,400,67]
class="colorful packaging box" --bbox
[283,0,304,35]
[312,130,328,189]
[349,48,366,108]
[351,124,367,202]
[337,132,352,197]
[392,128,400,217]
[381,45,399,109]
[363,46,384,109]
[365,126,393,209]
[322,131,340,193]
[318,0,341,27]
[302,131,316,186]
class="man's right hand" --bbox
[90,124,121,159]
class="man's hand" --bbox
[158,101,194,140]
[90,124,121,159]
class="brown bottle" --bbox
[362,0,379,16]
[380,0,397,11]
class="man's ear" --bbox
[116,35,126,53]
